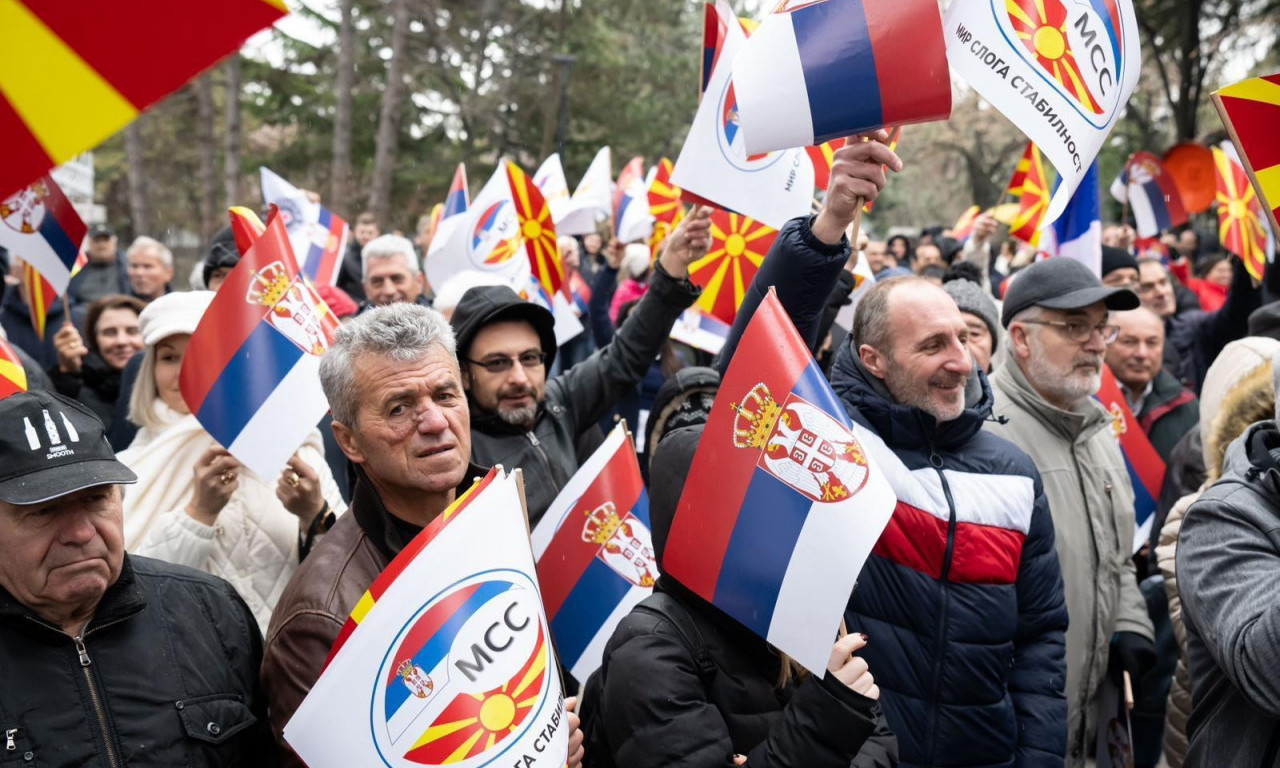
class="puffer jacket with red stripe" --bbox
[831,343,1069,768]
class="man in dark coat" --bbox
[1105,307,1199,461]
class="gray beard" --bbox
[495,403,538,430]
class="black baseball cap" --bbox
[0,391,136,505]
[88,224,115,239]
[1001,258,1140,328]
[450,285,558,369]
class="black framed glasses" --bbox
[1019,319,1120,345]
[466,351,548,373]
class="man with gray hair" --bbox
[261,301,479,762]
[985,257,1155,766]
[360,233,427,310]
[125,235,174,302]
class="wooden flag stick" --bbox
[1123,670,1134,711]
[839,617,849,639]
[846,203,866,251]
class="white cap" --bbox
[138,291,215,346]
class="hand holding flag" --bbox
[812,130,903,244]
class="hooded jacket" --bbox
[831,344,1068,768]
[986,359,1154,766]
[1178,419,1280,768]
[584,427,896,768]
[459,263,699,525]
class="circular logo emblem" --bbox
[370,571,552,767]
[715,79,784,173]
[470,201,521,267]
[276,197,303,230]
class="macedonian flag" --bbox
[648,158,685,261]
[1212,72,1280,240]
[0,335,28,400]
[1005,0,1105,115]
[1006,141,1036,197]
[1009,143,1052,247]
[689,210,779,325]
[0,0,287,198]
[1213,144,1270,282]
[507,162,565,297]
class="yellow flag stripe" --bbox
[350,591,375,625]
[0,0,138,164]
[410,716,478,750]
[1218,76,1280,107]
[1255,163,1280,214]
[0,359,27,391]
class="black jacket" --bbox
[49,352,121,431]
[467,262,699,524]
[1166,258,1260,393]
[336,240,366,303]
[0,555,277,767]
[0,289,86,372]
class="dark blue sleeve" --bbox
[589,264,620,348]
[1010,480,1070,766]
[715,215,850,374]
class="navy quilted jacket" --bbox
[722,216,1069,768]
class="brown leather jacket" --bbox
[259,465,484,765]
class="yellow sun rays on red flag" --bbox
[0,336,28,400]
[401,629,549,763]
[1009,143,1052,246]
[1213,146,1269,282]
[1212,72,1280,240]
[1005,0,1104,115]
[20,260,58,340]
[506,162,564,297]
[1006,141,1036,196]
[648,158,685,261]
[689,210,779,324]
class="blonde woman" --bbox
[118,291,346,631]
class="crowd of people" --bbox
[2,132,1279,768]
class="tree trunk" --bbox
[368,0,412,227]
[124,119,152,237]
[224,54,243,209]
[195,75,219,242]
[330,0,356,212]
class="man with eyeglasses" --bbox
[447,211,709,525]
[985,257,1156,767]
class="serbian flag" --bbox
[1010,144,1052,246]
[669,308,732,355]
[1042,160,1103,275]
[648,158,685,261]
[426,163,471,258]
[0,174,86,297]
[1214,73,1280,240]
[700,1,744,98]
[0,336,28,400]
[287,468,568,768]
[0,0,286,199]
[1108,152,1188,238]
[1213,143,1272,282]
[179,206,339,480]
[531,424,654,683]
[20,261,59,340]
[664,290,895,673]
[260,167,349,287]
[731,0,951,155]
[951,205,981,241]
[689,210,779,325]
[614,156,654,244]
[1096,367,1164,551]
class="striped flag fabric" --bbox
[0,174,87,297]
[0,0,286,199]
[669,308,732,355]
[1213,143,1271,282]
[1044,160,1103,276]
[260,167,349,287]
[287,468,568,768]
[731,0,951,155]
[0,336,28,400]
[699,1,740,98]
[1108,151,1188,238]
[664,290,895,673]
[648,158,685,261]
[531,424,655,684]
[426,163,471,258]
[1213,72,1280,238]
[178,206,339,480]
[1009,143,1052,246]
[508,162,565,298]
[688,210,779,325]
[951,205,981,241]
[20,261,59,340]
[1005,142,1036,196]
[1096,367,1164,551]
[614,156,654,244]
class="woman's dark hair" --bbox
[1194,252,1228,278]
[886,234,912,256]
[84,294,146,356]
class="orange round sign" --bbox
[1163,143,1216,214]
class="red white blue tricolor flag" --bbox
[531,424,655,684]
[669,308,732,355]
[287,468,568,768]
[0,173,86,296]
[663,290,895,673]
[1109,151,1189,238]
[944,0,1141,227]
[731,0,951,155]
[179,206,339,480]
[260,167,349,287]
[613,156,655,244]
[1096,367,1164,551]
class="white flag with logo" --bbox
[943,0,1140,227]
[559,147,613,236]
[285,468,569,768]
[426,164,532,294]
